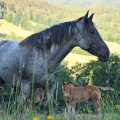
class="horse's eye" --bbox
[63,89,65,91]
[90,29,94,34]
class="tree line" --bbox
[45,0,120,8]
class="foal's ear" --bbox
[67,81,70,85]
[88,13,94,21]
[63,81,66,86]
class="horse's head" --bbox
[62,81,73,99]
[74,11,110,62]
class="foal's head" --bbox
[62,81,74,99]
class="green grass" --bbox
[0,107,119,120]
[0,87,120,120]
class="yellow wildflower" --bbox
[47,115,52,120]
[61,114,63,115]
[116,105,119,107]
[32,117,39,120]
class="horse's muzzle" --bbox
[98,52,109,62]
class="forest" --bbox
[45,0,120,8]
[0,0,120,44]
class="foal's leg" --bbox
[63,95,68,110]
[95,100,102,114]
[91,98,102,114]
[67,103,72,114]
[71,100,76,116]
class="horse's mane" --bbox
[19,17,94,52]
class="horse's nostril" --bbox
[106,52,108,57]
[99,54,103,59]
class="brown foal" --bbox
[26,88,44,110]
[62,81,114,115]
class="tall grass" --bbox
[0,72,120,120]
[0,59,119,119]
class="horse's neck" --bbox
[47,39,74,72]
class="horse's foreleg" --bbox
[0,79,6,110]
[0,88,6,110]
[19,82,30,109]
[44,75,56,112]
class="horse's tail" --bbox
[98,86,114,91]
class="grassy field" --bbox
[64,53,97,67]
[0,113,119,120]
[28,20,37,27]
[0,103,119,120]
[0,19,33,38]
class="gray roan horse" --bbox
[0,11,110,110]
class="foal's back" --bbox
[83,85,100,98]
[71,85,100,102]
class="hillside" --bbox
[0,19,33,38]
[0,0,120,44]
[45,0,120,8]
[64,53,97,67]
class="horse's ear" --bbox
[89,13,94,21]
[81,10,89,24]
[63,81,66,86]
[67,81,70,85]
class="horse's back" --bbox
[0,40,19,50]
[0,40,21,84]
[0,40,19,58]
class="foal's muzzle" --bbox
[65,94,70,99]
